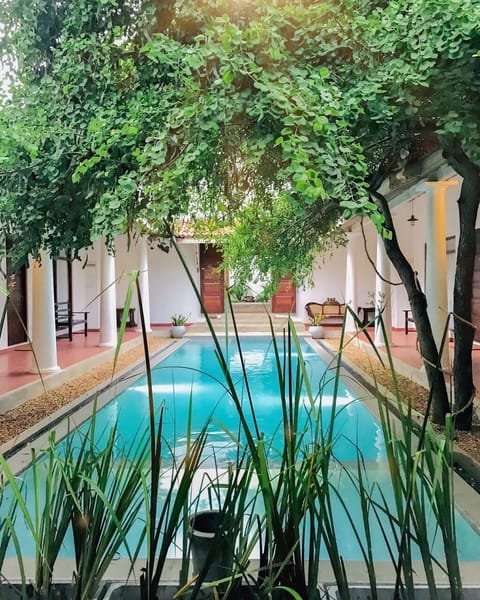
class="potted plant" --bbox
[170,314,189,338]
[309,313,324,339]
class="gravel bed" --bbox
[324,338,480,467]
[0,336,170,446]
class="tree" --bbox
[0,0,173,262]
[133,2,374,278]
[2,0,479,427]
[131,1,454,424]
[143,0,478,427]
[176,0,480,428]
[344,0,480,428]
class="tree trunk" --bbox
[442,142,480,431]
[371,190,450,425]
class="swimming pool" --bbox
[70,336,386,464]
[5,335,480,566]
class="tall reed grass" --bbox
[173,240,465,599]
[0,251,468,600]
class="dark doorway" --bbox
[199,244,224,314]
[6,250,28,346]
[271,276,296,314]
[53,257,72,307]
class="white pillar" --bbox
[30,251,60,373]
[99,244,117,347]
[137,237,152,333]
[374,234,392,346]
[345,231,361,332]
[425,180,457,368]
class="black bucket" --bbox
[189,510,234,583]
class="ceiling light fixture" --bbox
[407,199,418,226]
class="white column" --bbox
[137,237,152,333]
[425,180,457,368]
[99,244,117,347]
[374,234,392,346]
[30,251,60,373]
[345,231,361,332]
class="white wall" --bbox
[2,169,475,349]
[297,230,378,324]
[297,245,348,321]
[355,228,378,308]
[374,175,463,330]
[26,261,33,339]
[148,242,201,324]
[113,237,202,325]
[389,197,427,328]
[387,177,462,328]
[114,236,140,323]
[74,246,100,329]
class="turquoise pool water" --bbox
[73,336,385,463]
[7,336,480,562]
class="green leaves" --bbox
[222,68,234,85]
[4,0,478,280]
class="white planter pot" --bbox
[171,325,186,338]
[309,325,324,339]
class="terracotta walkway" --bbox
[356,328,480,402]
[1,323,479,415]
[0,329,155,414]
[0,330,142,391]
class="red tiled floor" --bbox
[384,329,425,370]
[362,327,480,394]
[0,330,141,396]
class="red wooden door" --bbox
[200,244,224,314]
[271,276,296,314]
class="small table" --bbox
[358,306,375,327]
[116,307,137,328]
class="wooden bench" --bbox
[305,299,346,326]
[55,302,89,341]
